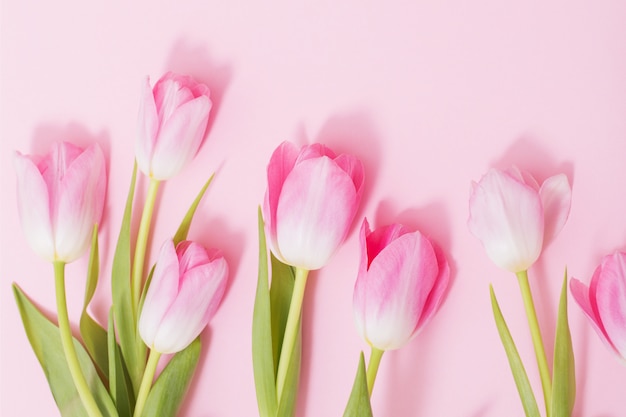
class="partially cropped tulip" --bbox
[138,240,228,354]
[136,71,212,180]
[14,142,106,263]
[570,252,626,362]
[262,141,364,270]
[353,219,450,350]
[468,167,571,273]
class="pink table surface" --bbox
[2,1,626,416]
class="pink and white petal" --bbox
[139,241,181,346]
[136,77,159,175]
[13,153,55,261]
[264,141,300,239]
[595,253,626,359]
[295,143,335,164]
[177,241,211,274]
[365,223,409,267]
[153,259,227,353]
[334,154,365,196]
[539,174,572,245]
[276,157,357,269]
[153,74,195,120]
[416,242,450,330]
[468,169,544,272]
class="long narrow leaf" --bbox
[551,271,576,417]
[13,284,118,417]
[270,254,296,374]
[342,352,373,417]
[172,174,214,245]
[252,208,278,416]
[140,338,201,417]
[490,285,541,417]
[111,164,146,394]
[108,310,133,417]
[80,224,109,377]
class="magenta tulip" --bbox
[262,141,364,270]
[138,240,228,354]
[353,219,450,350]
[468,167,571,273]
[136,71,212,180]
[571,252,626,362]
[14,142,106,263]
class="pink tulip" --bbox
[353,219,450,350]
[138,240,228,354]
[262,141,364,270]
[570,252,626,362]
[468,167,571,273]
[14,142,106,263]
[136,72,212,180]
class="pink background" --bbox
[2,1,626,416]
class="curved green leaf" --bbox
[108,310,133,417]
[172,174,214,245]
[140,338,201,417]
[13,284,118,417]
[342,352,373,417]
[490,285,541,417]
[551,271,576,417]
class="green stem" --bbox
[275,267,309,404]
[54,261,103,417]
[133,348,161,417]
[516,270,552,416]
[131,178,160,318]
[366,347,384,397]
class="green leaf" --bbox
[490,285,541,417]
[276,319,301,417]
[111,163,146,394]
[140,338,201,417]
[551,270,576,417]
[172,174,214,245]
[108,310,133,417]
[342,352,373,417]
[252,208,279,416]
[13,284,118,417]
[80,224,109,378]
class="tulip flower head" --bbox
[353,219,450,351]
[14,142,106,263]
[139,240,228,354]
[468,167,571,273]
[570,252,626,362]
[136,72,212,180]
[263,141,364,270]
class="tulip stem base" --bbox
[275,267,309,404]
[516,270,552,416]
[133,348,161,417]
[366,347,384,397]
[54,261,103,417]
[132,178,160,318]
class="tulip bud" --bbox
[14,142,106,263]
[571,252,626,362]
[468,167,571,273]
[136,72,212,180]
[262,141,364,270]
[353,219,450,351]
[138,240,228,354]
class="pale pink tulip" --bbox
[353,219,450,350]
[14,142,106,263]
[136,72,212,180]
[468,167,571,273]
[262,141,364,270]
[570,252,626,362]
[139,240,228,354]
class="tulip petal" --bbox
[276,156,358,269]
[595,253,626,358]
[334,154,365,198]
[539,174,572,246]
[153,257,227,353]
[153,73,196,121]
[150,95,211,180]
[54,144,106,262]
[136,76,159,175]
[365,223,410,267]
[570,277,614,353]
[14,152,55,261]
[416,243,450,330]
[139,241,180,347]
[468,169,544,272]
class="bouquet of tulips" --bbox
[12,72,227,417]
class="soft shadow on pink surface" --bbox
[164,39,233,142]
